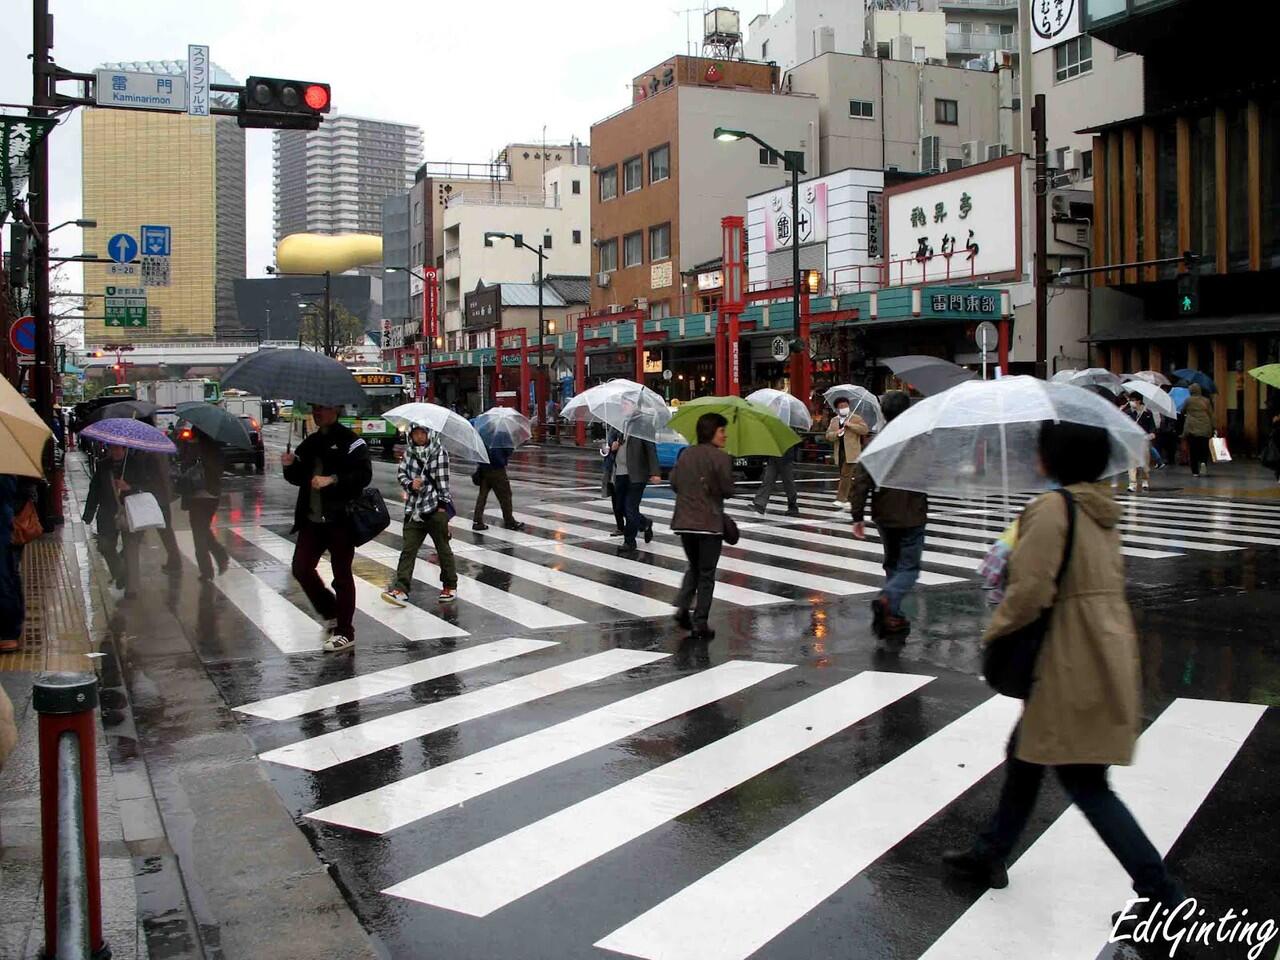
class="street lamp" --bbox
[385,265,438,401]
[267,265,332,356]
[485,231,550,436]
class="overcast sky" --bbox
[2,0,770,297]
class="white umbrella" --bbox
[1121,380,1177,419]
[822,383,884,429]
[1068,368,1126,395]
[1127,370,1172,387]
[857,376,1149,498]
[561,378,671,442]
[1050,369,1079,383]
[383,402,489,463]
[746,388,812,431]
[473,407,533,449]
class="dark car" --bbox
[733,455,768,482]
[262,400,279,424]
[177,415,264,473]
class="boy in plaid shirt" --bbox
[382,424,458,605]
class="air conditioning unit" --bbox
[1052,194,1071,218]
[633,297,648,310]
[919,135,941,174]
[1062,148,1082,173]
[608,304,628,314]
[596,272,611,288]
[987,143,1009,161]
[961,140,986,166]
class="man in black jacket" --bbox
[281,404,372,653]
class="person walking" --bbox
[545,395,560,442]
[1123,394,1157,492]
[472,441,524,532]
[145,442,183,572]
[943,420,1184,916]
[179,427,228,581]
[752,442,801,517]
[826,399,870,505]
[1181,383,1214,477]
[282,403,372,654]
[83,444,158,596]
[601,426,626,536]
[669,412,734,640]
[612,424,660,558]
[848,391,927,638]
[383,423,457,605]
[1262,412,1280,482]
[0,475,35,654]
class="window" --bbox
[1054,36,1093,82]
[571,179,581,195]
[649,300,670,320]
[543,233,552,250]
[935,99,958,125]
[551,181,559,206]
[1081,149,1094,180]
[849,99,874,119]
[623,231,644,268]
[761,40,768,60]
[412,200,421,224]
[648,144,670,183]
[599,238,618,272]
[649,223,671,262]
[572,229,582,245]
[599,166,618,202]
[624,155,643,193]
[759,147,778,166]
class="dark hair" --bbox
[1038,420,1111,485]
[880,390,911,423]
[1128,393,1144,403]
[696,412,727,444]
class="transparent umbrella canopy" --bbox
[383,402,490,463]
[1121,380,1177,419]
[561,379,671,442]
[822,384,884,430]
[1067,368,1126,395]
[473,407,533,449]
[745,388,812,430]
[857,376,1150,498]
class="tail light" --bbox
[179,428,193,442]
[250,418,260,430]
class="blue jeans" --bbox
[881,526,925,617]
[614,475,650,547]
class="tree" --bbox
[297,302,366,356]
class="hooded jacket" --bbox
[1181,384,1214,438]
[983,483,1141,766]
[282,421,372,531]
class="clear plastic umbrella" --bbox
[561,378,671,442]
[1068,368,1126,394]
[822,384,884,430]
[1050,369,1079,383]
[857,376,1149,499]
[746,388,812,431]
[1127,370,1171,387]
[1121,380,1176,419]
[383,402,489,463]
[473,407,533,449]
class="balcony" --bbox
[444,191,558,210]
[443,250,461,282]
[945,32,1017,55]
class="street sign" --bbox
[108,233,138,264]
[140,225,171,256]
[104,286,148,328]
[9,316,36,356]
[975,320,998,354]
[141,256,171,287]
[662,368,673,381]
[188,46,210,117]
[95,69,187,112]
[771,335,789,362]
[107,263,138,278]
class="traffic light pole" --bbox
[30,0,54,425]
[324,270,332,358]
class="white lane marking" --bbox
[382,670,933,917]
[231,526,469,640]
[357,539,584,630]
[309,659,793,834]
[1116,494,1280,515]
[922,510,1240,554]
[919,697,1267,960]
[918,515,1185,560]
[174,530,318,654]
[596,694,1022,960]
[259,648,668,771]
[234,637,556,721]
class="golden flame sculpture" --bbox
[276,233,384,274]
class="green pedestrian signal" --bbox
[1181,296,1193,312]
[1175,272,1199,317]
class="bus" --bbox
[342,368,410,457]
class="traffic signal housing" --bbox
[238,77,331,130]
[1175,270,1200,317]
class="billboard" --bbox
[1029,0,1081,53]
[764,182,828,253]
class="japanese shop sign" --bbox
[926,288,1001,318]
[1029,0,1080,54]
[884,160,1022,287]
[764,182,828,253]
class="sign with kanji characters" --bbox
[925,287,1002,320]
[104,286,148,328]
[141,255,170,287]
[764,183,828,253]
[1029,0,1080,53]
[95,70,187,111]
[885,159,1022,287]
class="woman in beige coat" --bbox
[1180,383,1214,477]
[944,420,1183,911]
[825,399,870,504]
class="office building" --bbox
[81,60,245,343]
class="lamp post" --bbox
[266,266,333,356]
[384,265,439,401]
[484,231,549,437]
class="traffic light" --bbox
[7,222,28,289]
[1176,271,1200,317]
[238,77,331,130]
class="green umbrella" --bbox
[1247,364,1280,390]
[668,395,800,457]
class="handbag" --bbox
[1209,434,1232,463]
[981,488,1075,700]
[175,461,207,499]
[722,514,740,545]
[346,487,391,546]
[471,468,483,486]
[11,501,43,545]
[121,492,166,532]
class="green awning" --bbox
[1,113,59,223]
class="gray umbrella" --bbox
[882,355,977,396]
[221,348,367,408]
[176,402,253,449]
[86,400,157,423]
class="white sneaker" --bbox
[1142,481,1150,491]
[323,633,354,653]
[381,588,408,607]
[1127,484,1137,492]
[320,617,338,639]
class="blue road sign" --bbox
[141,225,171,256]
[10,315,36,356]
[108,233,138,263]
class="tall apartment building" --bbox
[81,60,245,343]
[272,115,423,245]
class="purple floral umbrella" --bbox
[79,417,177,454]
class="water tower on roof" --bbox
[703,7,743,60]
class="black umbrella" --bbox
[221,349,366,408]
[176,402,253,449]
[86,400,157,423]
[882,355,978,397]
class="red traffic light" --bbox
[304,84,330,112]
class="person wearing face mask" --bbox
[1123,394,1156,493]
[383,423,457,606]
[825,399,870,505]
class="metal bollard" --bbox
[34,672,110,960]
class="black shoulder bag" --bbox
[981,488,1076,700]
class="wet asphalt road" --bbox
[93,426,1280,960]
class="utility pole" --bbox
[30,0,54,424]
[1032,93,1049,380]
[323,270,332,357]
[537,242,545,439]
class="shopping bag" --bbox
[1210,435,1232,463]
[11,501,43,545]
[121,492,166,532]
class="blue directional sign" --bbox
[108,233,138,264]
[141,225,171,256]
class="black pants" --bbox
[187,499,227,578]
[978,730,1181,902]
[292,521,356,640]
[614,475,650,547]
[474,467,515,525]
[675,533,722,630]
[1187,435,1211,475]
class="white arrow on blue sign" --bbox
[108,233,138,264]
[140,225,171,256]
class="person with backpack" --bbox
[383,423,457,606]
[282,403,372,653]
[179,427,228,581]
